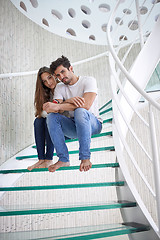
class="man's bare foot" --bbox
[79,159,92,172]
[27,160,45,171]
[37,160,53,168]
[48,161,70,172]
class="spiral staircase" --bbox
[0,0,160,239]
[0,101,151,240]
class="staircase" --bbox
[0,102,151,239]
[0,1,160,239]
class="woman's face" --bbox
[41,72,56,89]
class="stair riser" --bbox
[0,209,133,233]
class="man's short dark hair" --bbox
[50,55,71,73]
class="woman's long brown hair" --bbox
[34,67,53,117]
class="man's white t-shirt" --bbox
[54,76,100,119]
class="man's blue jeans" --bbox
[46,108,102,163]
[34,117,54,160]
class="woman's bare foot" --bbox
[27,160,45,171]
[79,159,92,172]
[48,161,70,172]
[38,160,53,168]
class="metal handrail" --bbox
[0,52,108,79]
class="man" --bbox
[43,56,102,172]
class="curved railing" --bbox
[107,0,160,237]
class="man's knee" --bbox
[47,113,58,126]
[74,108,88,115]
[74,108,89,122]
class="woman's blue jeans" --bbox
[46,108,102,163]
[34,117,54,160]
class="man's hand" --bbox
[64,97,85,107]
[43,102,60,113]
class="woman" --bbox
[27,67,58,170]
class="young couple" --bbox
[27,56,102,172]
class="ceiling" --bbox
[10,0,160,45]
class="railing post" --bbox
[149,103,160,235]
[135,0,144,48]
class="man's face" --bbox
[54,65,73,85]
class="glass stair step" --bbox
[0,163,119,174]
[99,107,112,116]
[103,118,113,124]
[66,131,113,142]
[15,146,115,160]
[99,99,112,111]
[0,201,137,216]
[32,131,113,148]
[0,181,124,191]
[0,222,149,240]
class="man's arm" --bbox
[43,92,96,113]
[82,92,96,110]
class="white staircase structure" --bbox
[0,0,160,239]
[107,0,160,239]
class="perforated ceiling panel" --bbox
[10,0,160,45]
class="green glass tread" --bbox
[15,146,115,160]
[32,131,113,147]
[99,99,112,111]
[65,131,113,143]
[103,118,113,124]
[99,107,112,116]
[0,163,119,174]
[0,181,124,191]
[0,201,136,216]
[0,222,149,239]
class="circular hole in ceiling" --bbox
[20,1,27,11]
[42,18,49,27]
[139,6,148,15]
[82,20,91,28]
[119,35,128,41]
[51,9,63,20]
[99,4,110,13]
[66,28,76,36]
[89,35,95,41]
[30,0,38,8]
[101,24,113,32]
[115,17,123,25]
[128,20,138,30]
[123,8,132,14]
[68,8,76,18]
[81,5,91,15]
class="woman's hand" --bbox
[43,102,60,113]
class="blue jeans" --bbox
[34,117,54,160]
[46,108,102,163]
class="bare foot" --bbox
[48,161,70,172]
[37,160,53,168]
[27,160,45,171]
[79,159,92,172]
